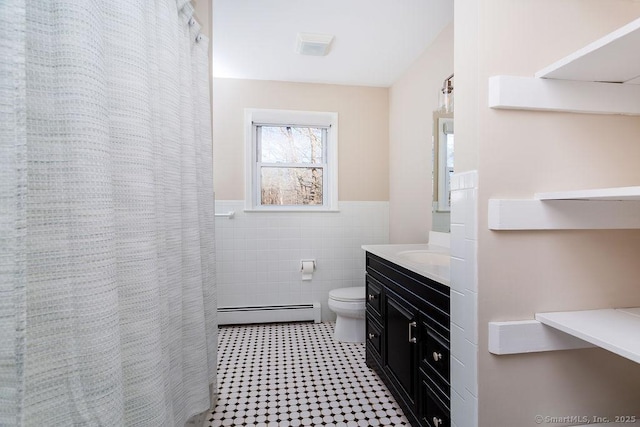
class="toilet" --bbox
[328,287,366,343]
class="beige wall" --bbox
[192,0,210,39]
[453,0,478,174]
[212,78,389,201]
[389,24,453,243]
[455,1,640,425]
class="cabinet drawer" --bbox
[424,329,450,386]
[366,275,383,319]
[366,315,383,360]
[420,376,450,427]
[420,364,449,407]
[423,306,450,340]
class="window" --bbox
[245,109,338,211]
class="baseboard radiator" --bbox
[217,302,321,325]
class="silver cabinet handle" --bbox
[432,352,442,362]
[368,333,376,339]
[408,321,417,343]
[368,294,376,301]
[433,417,443,426]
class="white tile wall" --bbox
[432,210,451,233]
[214,201,389,321]
[449,171,478,427]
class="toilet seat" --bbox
[329,287,365,303]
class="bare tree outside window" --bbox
[258,126,325,206]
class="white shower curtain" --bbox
[0,1,217,426]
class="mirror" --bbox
[432,112,453,233]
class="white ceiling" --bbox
[212,0,454,87]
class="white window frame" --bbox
[244,108,339,212]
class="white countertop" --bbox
[361,244,450,287]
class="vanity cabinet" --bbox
[365,252,450,427]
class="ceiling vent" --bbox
[295,32,334,56]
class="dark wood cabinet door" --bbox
[385,289,419,407]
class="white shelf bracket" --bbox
[488,320,594,355]
[488,75,640,116]
[488,199,640,230]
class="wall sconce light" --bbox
[439,73,454,113]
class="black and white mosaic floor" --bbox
[206,322,411,427]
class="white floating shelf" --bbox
[535,186,640,201]
[536,17,640,84]
[489,17,640,115]
[489,186,640,230]
[536,308,640,364]
[488,199,640,230]
[489,307,640,365]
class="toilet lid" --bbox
[329,287,365,302]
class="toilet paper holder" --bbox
[300,259,316,281]
[300,259,316,272]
